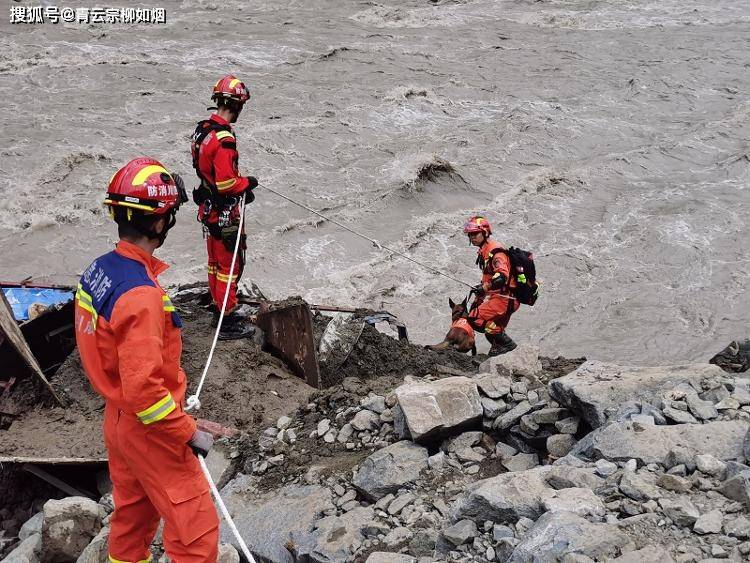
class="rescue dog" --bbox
[426,297,476,355]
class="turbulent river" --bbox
[1,0,749,363]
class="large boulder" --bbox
[352,441,429,501]
[366,554,417,563]
[478,344,543,379]
[549,361,726,428]
[75,526,109,563]
[219,478,335,563]
[571,420,749,465]
[393,377,482,443]
[1,534,41,563]
[295,506,375,562]
[509,511,633,562]
[41,497,106,562]
[450,467,553,524]
[606,546,676,562]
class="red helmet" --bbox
[211,74,250,104]
[463,215,492,236]
[104,158,185,215]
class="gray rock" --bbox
[493,524,515,541]
[663,446,697,472]
[443,519,477,546]
[541,488,606,520]
[217,544,241,563]
[719,470,750,508]
[277,415,292,430]
[441,431,483,453]
[2,533,41,563]
[658,497,699,527]
[407,528,437,557]
[428,451,446,472]
[450,467,552,524]
[570,420,749,465]
[474,373,512,399]
[662,406,698,424]
[383,526,413,548]
[75,526,109,563]
[455,447,485,464]
[42,497,106,562]
[606,546,676,562]
[352,409,381,432]
[595,459,619,477]
[694,510,723,535]
[219,478,334,562]
[296,506,375,562]
[18,512,43,541]
[481,397,506,418]
[317,418,331,437]
[478,344,543,379]
[640,403,668,425]
[394,377,482,443]
[686,393,719,420]
[545,466,604,491]
[502,453,539,472]
[547,434,577,458]
[723,515,750,539]
[555,417,580,434]
[508,511,632,562]
[533,408,570,424]
[337,423,354,443]
[656,473,692,493]
[353,441,429,500]
[388,493,415,516]
[495,442,518,460]
[493,401,534,431]
[619,471,661,501]
[716,397,741,410]
[549,361,725,428]
[725,460,750,480]
[361,394,387,414]
[630,414,655,428]
[366,553,417,563]
[696,454,726,477]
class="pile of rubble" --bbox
[4,334,750,562]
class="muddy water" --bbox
[1,0,748,364]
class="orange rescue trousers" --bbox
[206,227,245,313]
[468,294,519,336]
[104,404,219,562]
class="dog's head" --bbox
[448,297,469,322]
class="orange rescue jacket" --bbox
[74,241,195,443]
[477,239,513,296]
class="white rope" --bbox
[186,193,246,412]
[198,454,257,563]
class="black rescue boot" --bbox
[218,311,256,341]
[487,332,517,357]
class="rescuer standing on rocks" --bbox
[464,215,520,356]
[74,158,219,562]
[191,74,258,340]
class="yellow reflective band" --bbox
[131,165,169,186]
[492,273,501,279]
[104,199,157,213]
[109,556,152,563]
[216,272,238,282]
[229,78,240,88]
[215,130,234,141]
[136,393,176,425]
[162,295,175,312]
[215,178,237,191]
[76,286,98,326]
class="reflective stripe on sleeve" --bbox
[215,178,237,191]
[136,393,176,425]
[162,295,175,312]
[75,284,98,327]
[215,130,234,141]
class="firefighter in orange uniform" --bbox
[74,158,219,562]
[191,74,257,340]
[463,215,519,356]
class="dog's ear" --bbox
[448,297,455,309]
[461,298,468,308]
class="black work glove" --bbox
[189,429,214,458]
[470,284,485,296]
[246,176,258,190]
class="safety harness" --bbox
[190,119,240,238]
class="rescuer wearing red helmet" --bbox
[191,74,257,339]
[463,215,519,356]
[75,158,220,562]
